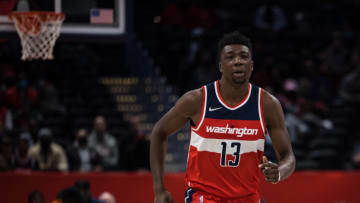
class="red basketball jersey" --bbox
[185,81,266,200]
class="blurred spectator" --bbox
[0,135,15,171]
[38,79,66,114]
[14,132,33,170]
[74,179,103,203]
[254,2,288,32]
[191,47,218,89]
[318,36,348,76]
[338,65,360,104]
[0,66,16,132]
[352,141,360,170]
[13,70,39,130]
[278,83,303,129]
[67,128,101,171]
[160,0,217,30]
[55,187,83,203]
[0,122,3,137]
[99,192,116,203]
[299,98,330,130]
[293,10,310,33]
[28,190,44,203]
[317,1,344,32]
[88,116,118,170]
[0,106,13,133]
[28,128,68,171]
[125,116,150,171]
[2,66,20,109]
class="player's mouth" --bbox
[233,71,245,77]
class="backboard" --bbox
[0,0,126,35]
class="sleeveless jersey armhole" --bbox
[192,86,207,131]
[258,88,266,134]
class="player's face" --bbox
[219,44,253,85]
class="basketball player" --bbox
[150,31,296,203]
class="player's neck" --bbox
[218,78,249,105]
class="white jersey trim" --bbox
[214,81,252,110]
[190,131,265,154]
[192,86,207,131]
[258,88,266,134]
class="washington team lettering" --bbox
[206,124,258,137]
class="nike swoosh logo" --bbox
[209,107,222,112]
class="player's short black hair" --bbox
[217,31,253,59]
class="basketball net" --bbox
[8,12,65,60]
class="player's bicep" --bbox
[263,93,292,159]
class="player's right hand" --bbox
[154,190,173,203]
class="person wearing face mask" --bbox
[67,128,101,172]
[88,115,118,171]
[28,128,68,171]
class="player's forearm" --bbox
[150,125,168,194]
[278,152,296,181]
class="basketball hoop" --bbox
[8,12,65,60]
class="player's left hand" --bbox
[259,156,280,184]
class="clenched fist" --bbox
[259,156,280,184]
[154,190,173,203]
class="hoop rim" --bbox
[8,11,65,20]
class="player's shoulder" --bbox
[261,88,281,109]
[183,87,203,100]
[177,88,203,107]
[172,88,203,116]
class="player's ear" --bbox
[219,63,223,73]
[250,60,254,71]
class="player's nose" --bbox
[233,57,244,66]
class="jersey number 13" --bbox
[220,142,241,167]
